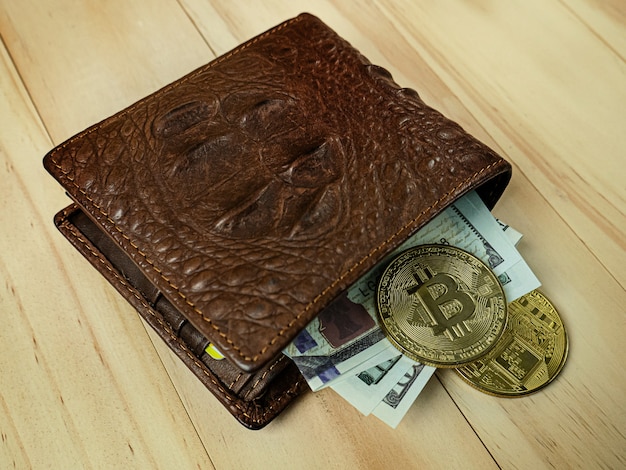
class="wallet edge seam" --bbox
[56,204,305,428]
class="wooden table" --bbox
[1,1,624,468]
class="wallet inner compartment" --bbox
[62,206,293,402]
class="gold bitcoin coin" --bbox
[455,290,568,396]
[377,244,507,367]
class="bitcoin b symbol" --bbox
[377,245,507,367]
[407,270,476,340]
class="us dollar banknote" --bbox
[331,354,413,415]
[285,191,539,392]
[282,292,397,391]
[372,363,436,428]
[496,218,523,246]
[348,190,533,306]
[330,352,437,426]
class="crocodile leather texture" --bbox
[44,13,511,427]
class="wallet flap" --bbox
[44,13,511,372]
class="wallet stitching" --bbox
[51,156,502,364]
[45,13,504,364]
[46,14,305,366]
[59,210,302,424]
[229,372,245,391]
[243,355,287,400]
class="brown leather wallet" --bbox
[44,13,511,428]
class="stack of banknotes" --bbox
[283,191,540,428]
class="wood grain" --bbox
[0,29,213,468]
[1,1,624,468]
